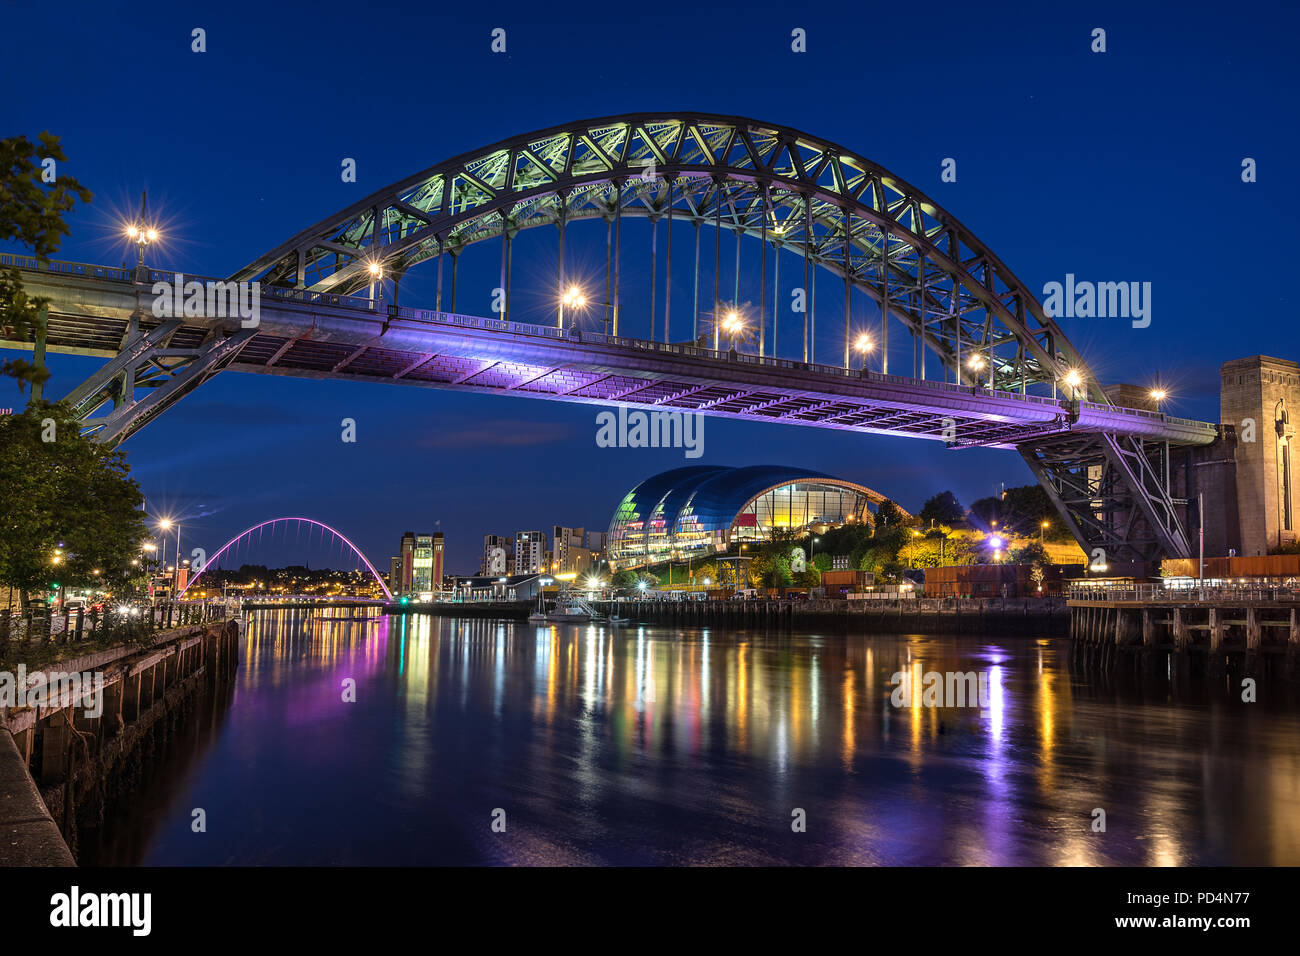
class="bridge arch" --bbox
[178,517,392,600]
[235,112,1099,403]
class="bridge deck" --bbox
[1,255,1217,448]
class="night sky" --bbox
[3,0,1296,574]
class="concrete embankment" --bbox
[386,597,1067,634]
[386,601,533,620]
[0,619,240,865]
[600,597,1069,635]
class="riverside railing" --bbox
[1067,583,1300,603]
[0,599,231,657]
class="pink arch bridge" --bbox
[179,517,392,601]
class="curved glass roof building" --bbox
[607,465,900,569]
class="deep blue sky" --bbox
[3,0,1297,574]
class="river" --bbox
[85,608,1300,865]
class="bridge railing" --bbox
[1077,401,1211,431]
[1,253,136,283]
[1067,583,1300,603]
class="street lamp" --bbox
[123,192,159,271]
[854,333,874,370]
[1063,368,1084,399]
[1040,520,1049,545]
[1150,387,1167,413]
[156,518,180,595]
[721,309,744,350]
[365,260,384,307]
[560,284,586,329]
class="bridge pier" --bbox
[1172,607,1189,650]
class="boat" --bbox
[527,592,548,624]
[545,591,594,623]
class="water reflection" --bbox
[109,611,1300,866]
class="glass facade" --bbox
[607,465,887,570]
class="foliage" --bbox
[918,490,964,526]
[970,484,1071,540]
[1010,541,1050,565]
[612,569,640,588]
[0,133,92,391]
[875,499,905,530]
[0,403,147,607]
[794,568,822,588]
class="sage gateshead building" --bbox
[607,465,899,570]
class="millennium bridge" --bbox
[0,113,1217,563]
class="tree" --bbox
[969,495,1003,530]
[1,133,92,392]
[761,554,794,589]
[875,499,904,530]
[1010,542,1049,565]
[0,403,147,608]
[919,491,964,526]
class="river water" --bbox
[87,608,1300,866]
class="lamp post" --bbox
[854,333,874,371]
[560,284,586,330]
[123,192,158,278]
[721,309,744,350]
[1063,368,1084,400]
[1150,387,1167,414]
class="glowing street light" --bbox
[721,309,744,349]
[854,332,874,370]
[559,284,587,329]
[1063,368,1084,397]
[1150,387,1167,413]
[123,191,159,270]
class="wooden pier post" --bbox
[1172,607,1189,650]
[1246,606,1262,650]
[1209,607,1224,651]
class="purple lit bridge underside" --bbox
[7,259,1212,451]
[179,517,393,600]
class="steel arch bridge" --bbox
[238,112,1092,398]
[2,113,1218,563]
[178,517,392,600]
